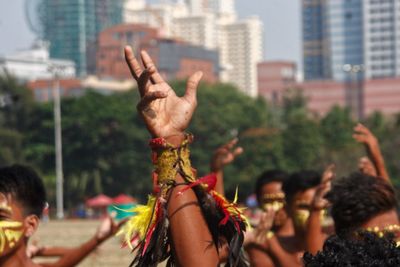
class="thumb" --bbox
[184,71,203,103]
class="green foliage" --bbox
[1,73,400,208]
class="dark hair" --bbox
[282,170,321,204]
[0,164,46,217]
[255,170,288,201]
[303,232,400,266]
[326,172,397,234]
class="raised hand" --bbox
[95,216,126,243]
[312,164,335,210]
[358,156,377,177]
[124,46,203,138]
[244,208,275,247]
[210,138,243,172]
[353,123,378,148]
[353,123,389,181]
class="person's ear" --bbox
[24,215,40,238]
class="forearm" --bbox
[164,135,219,266]
[49,237,101,267]
[35,246,73,257]
[366,143,389,182]
[215,170,225,196]
[306,210,326,255]
[267,237,294,266]
[168,174,219,266]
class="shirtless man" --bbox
[245,170,294,266]
[0,164,124,267]
[246,170,321,267]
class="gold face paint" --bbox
[261,192,285,211]
[294,209,327,229]
[263,201,285,212]
[293,209,310,228]
[0,221,23,254]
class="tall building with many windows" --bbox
[40,0,124,76]
[303,0,363,81]
[323,0,364,81]
[218,17,263,97]
[363,0,400,79]
[303,0,400,81]
[303,0,325,80]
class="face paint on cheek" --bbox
[263,201,285,212]
[293,209,310,229]
[0,221,24,254]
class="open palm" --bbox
[124,46,203,138]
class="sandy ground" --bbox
[32,219,134,267]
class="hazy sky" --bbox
[0,0,301,66]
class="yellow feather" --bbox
[117,195,157,250]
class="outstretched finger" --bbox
[138,67,155,93]
[140,50,165,84]
[353,133,367,143]
[137,91,168,111]
[224,138,239,150]
[354,123,370,135]
[322,164,335,183]
[124,46,142,81]
[233,147,244,157]
[184,71,203,104]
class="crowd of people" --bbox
[0,47,399,267]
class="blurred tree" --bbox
[1,73,399,209]
[280,90,323,171]
[0,74,35,165]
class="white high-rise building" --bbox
[185,0,207,14]
[0,41,75,81]
[124,0,146,11]
[363,0,400,79]
[124,1,188,37]
[173,13,217,49]
[218,16,263,97]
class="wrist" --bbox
[94,234,105,245]
[150,133,195,187]
[164,133,186,147]
[210,162,222,173]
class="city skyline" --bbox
[0,0,301,67]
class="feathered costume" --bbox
[118,134,248,267]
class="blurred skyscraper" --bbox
[363,0,400,79]
[302,0,325,80]
[219,17,263,97]
[303,0,363,81]
[40,0,125,76]
[303,0,400,81]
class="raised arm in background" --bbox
[305,165,335,255]
[31,216,124,267]
[210,138,243,196]
[353,123,390,182]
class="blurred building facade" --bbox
[40,0,125,76]
[96,23,219,83]
[302,0,326,80]
[0,41,75,81]
[27,76,134,102]
[218,17,263,97]
[123,0,263,97]
[257,61,297,104]
[258,61,400,116]
[363,0,400,79]
[302,0,400,81]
